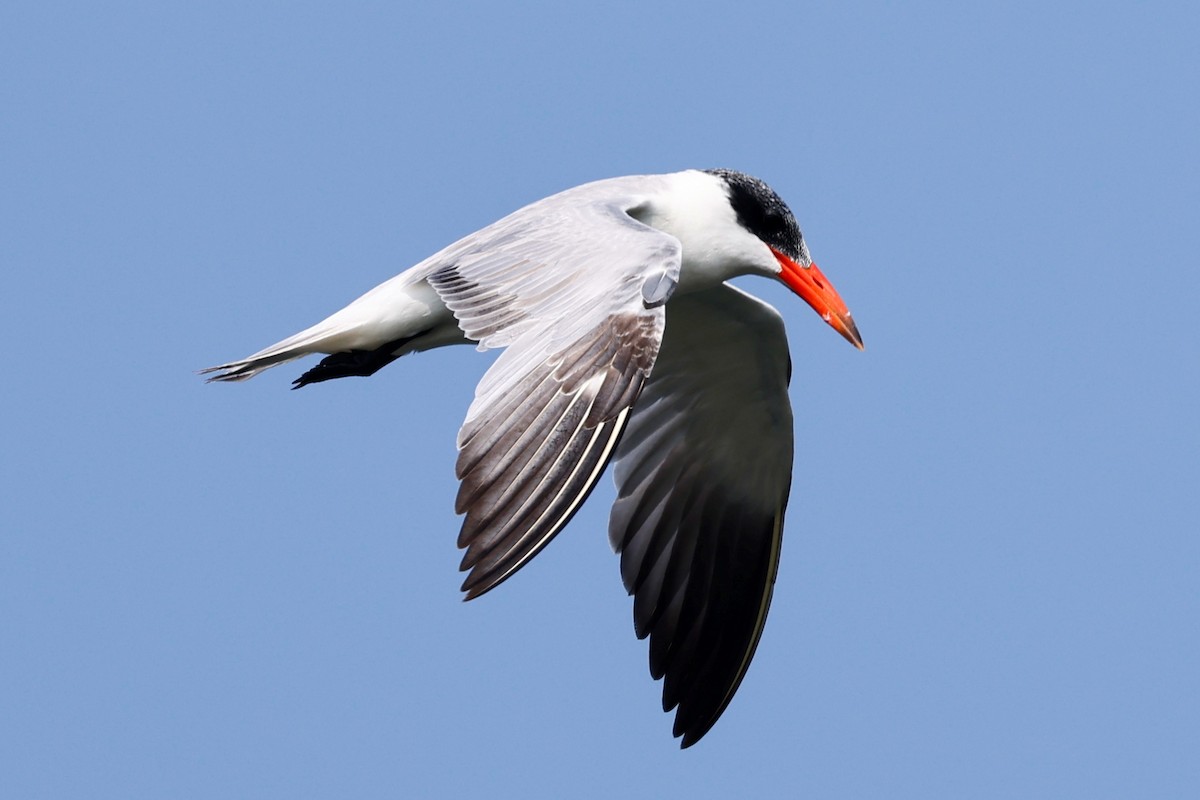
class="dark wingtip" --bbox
[676,717,717,749]
[459,572,500,602]
[459,554,511,601]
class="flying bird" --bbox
[202,169,863,747]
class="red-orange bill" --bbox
[773,250,864,350]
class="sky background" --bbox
[2,1,1198,797]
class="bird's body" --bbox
[204,169,862,746]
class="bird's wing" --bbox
[608,284,794,747]
[424,185,683,599]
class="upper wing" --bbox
[607,284,794,747]
[423,180,684,599]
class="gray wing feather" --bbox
[422,180,683,598]
[608,284,794,747]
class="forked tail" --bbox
[201,327,421,387]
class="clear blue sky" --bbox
[3,2,1197,797]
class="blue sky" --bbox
[2,1,1197,797]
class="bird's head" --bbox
[707,168,864,350]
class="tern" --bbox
[203,169,863,747]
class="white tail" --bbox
[199,321,353,382]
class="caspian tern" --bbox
[203,168,863,747]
